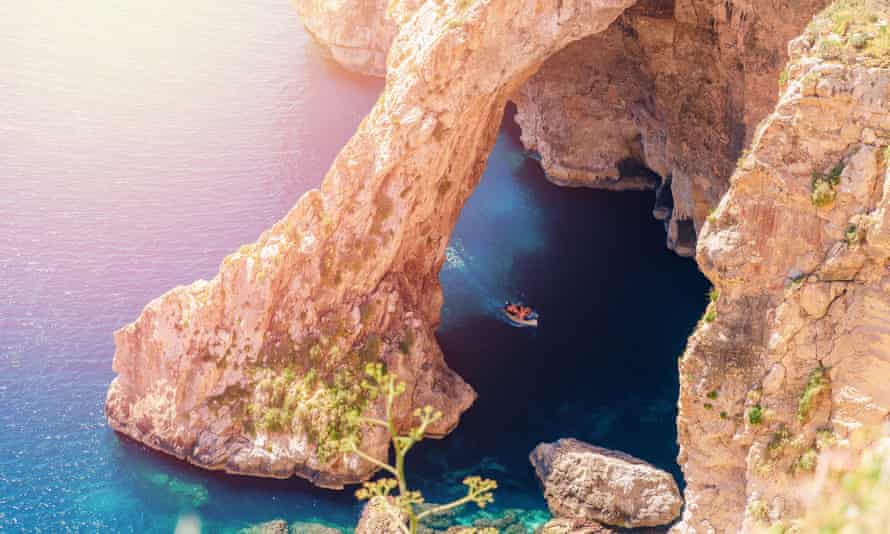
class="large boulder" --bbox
[290,521,343,534]
[530,439,682,528]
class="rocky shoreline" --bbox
[108,0,890,532]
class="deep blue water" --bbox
[0,1,708,532]
[413,112,707,512]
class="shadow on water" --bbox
[408,105,710,512]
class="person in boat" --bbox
[504,302,533,319]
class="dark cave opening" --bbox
[405,105,710,512]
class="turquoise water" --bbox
[0,1,708,532]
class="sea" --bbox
[0,1,709,531]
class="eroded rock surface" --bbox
[107,0,635,486]
[538,518,667,534]
[677,4,890,532]
[295,0,423,76]
[355,497,405,534]
[296,0,828,256]
[237,520,289,534]
[514,0,828,255]
[110,1,890,532]
[530,439,683,529]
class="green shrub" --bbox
[811,162,844,207]
[817,39,844,59]
[799,366,829,423]
[704,403,713,410]
[845,224,859,245]
[768,427,792,457]
[749,405,764,425]
[707,390,719,399]
[797,448,819,472]
[283,367,296,383]
[748,498,769,524]
[812,179,837,207]
[704,309,717,323]
[720,411,729,420]
[816,427,837,450]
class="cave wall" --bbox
[514,0,830,256]
[297,0,829,256]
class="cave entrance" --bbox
[409,104,710,512]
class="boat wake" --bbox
[443,240,535,329]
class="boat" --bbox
[503,302,539,327]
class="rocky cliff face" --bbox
[677,3,890,531]
[107,0,636,486]
[291,2,890,532]
[110,0,890,532]
[514,0,829,256]
[294,0,424,76]
[296,0,827,256]
[294,0,407,77]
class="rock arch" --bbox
[106,1,890,533]
[106,0,636,488]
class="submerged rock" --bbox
[530,439,682,528]
[355,497,405,534]
[537,517,667,533]
[237,520,288,534]
[290,521,343,534]
[237,519,343,534]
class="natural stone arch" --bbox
[106,0,637,488]
[106,1,890,533]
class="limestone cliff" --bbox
[677,3,890,532]
[107,0,637,486]
[513,0,829,256]
[296,0,827,256]
[109,1,890,532]
[294,0,423,77]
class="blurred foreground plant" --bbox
[338,362,497,534]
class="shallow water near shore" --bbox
[0,1,707,531]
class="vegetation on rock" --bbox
[336,363,497,534]
[799,433,890,533]
[810,0,890,66]
[748,405,764,425]
[798,366,829,423]
[811,162,844,207]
